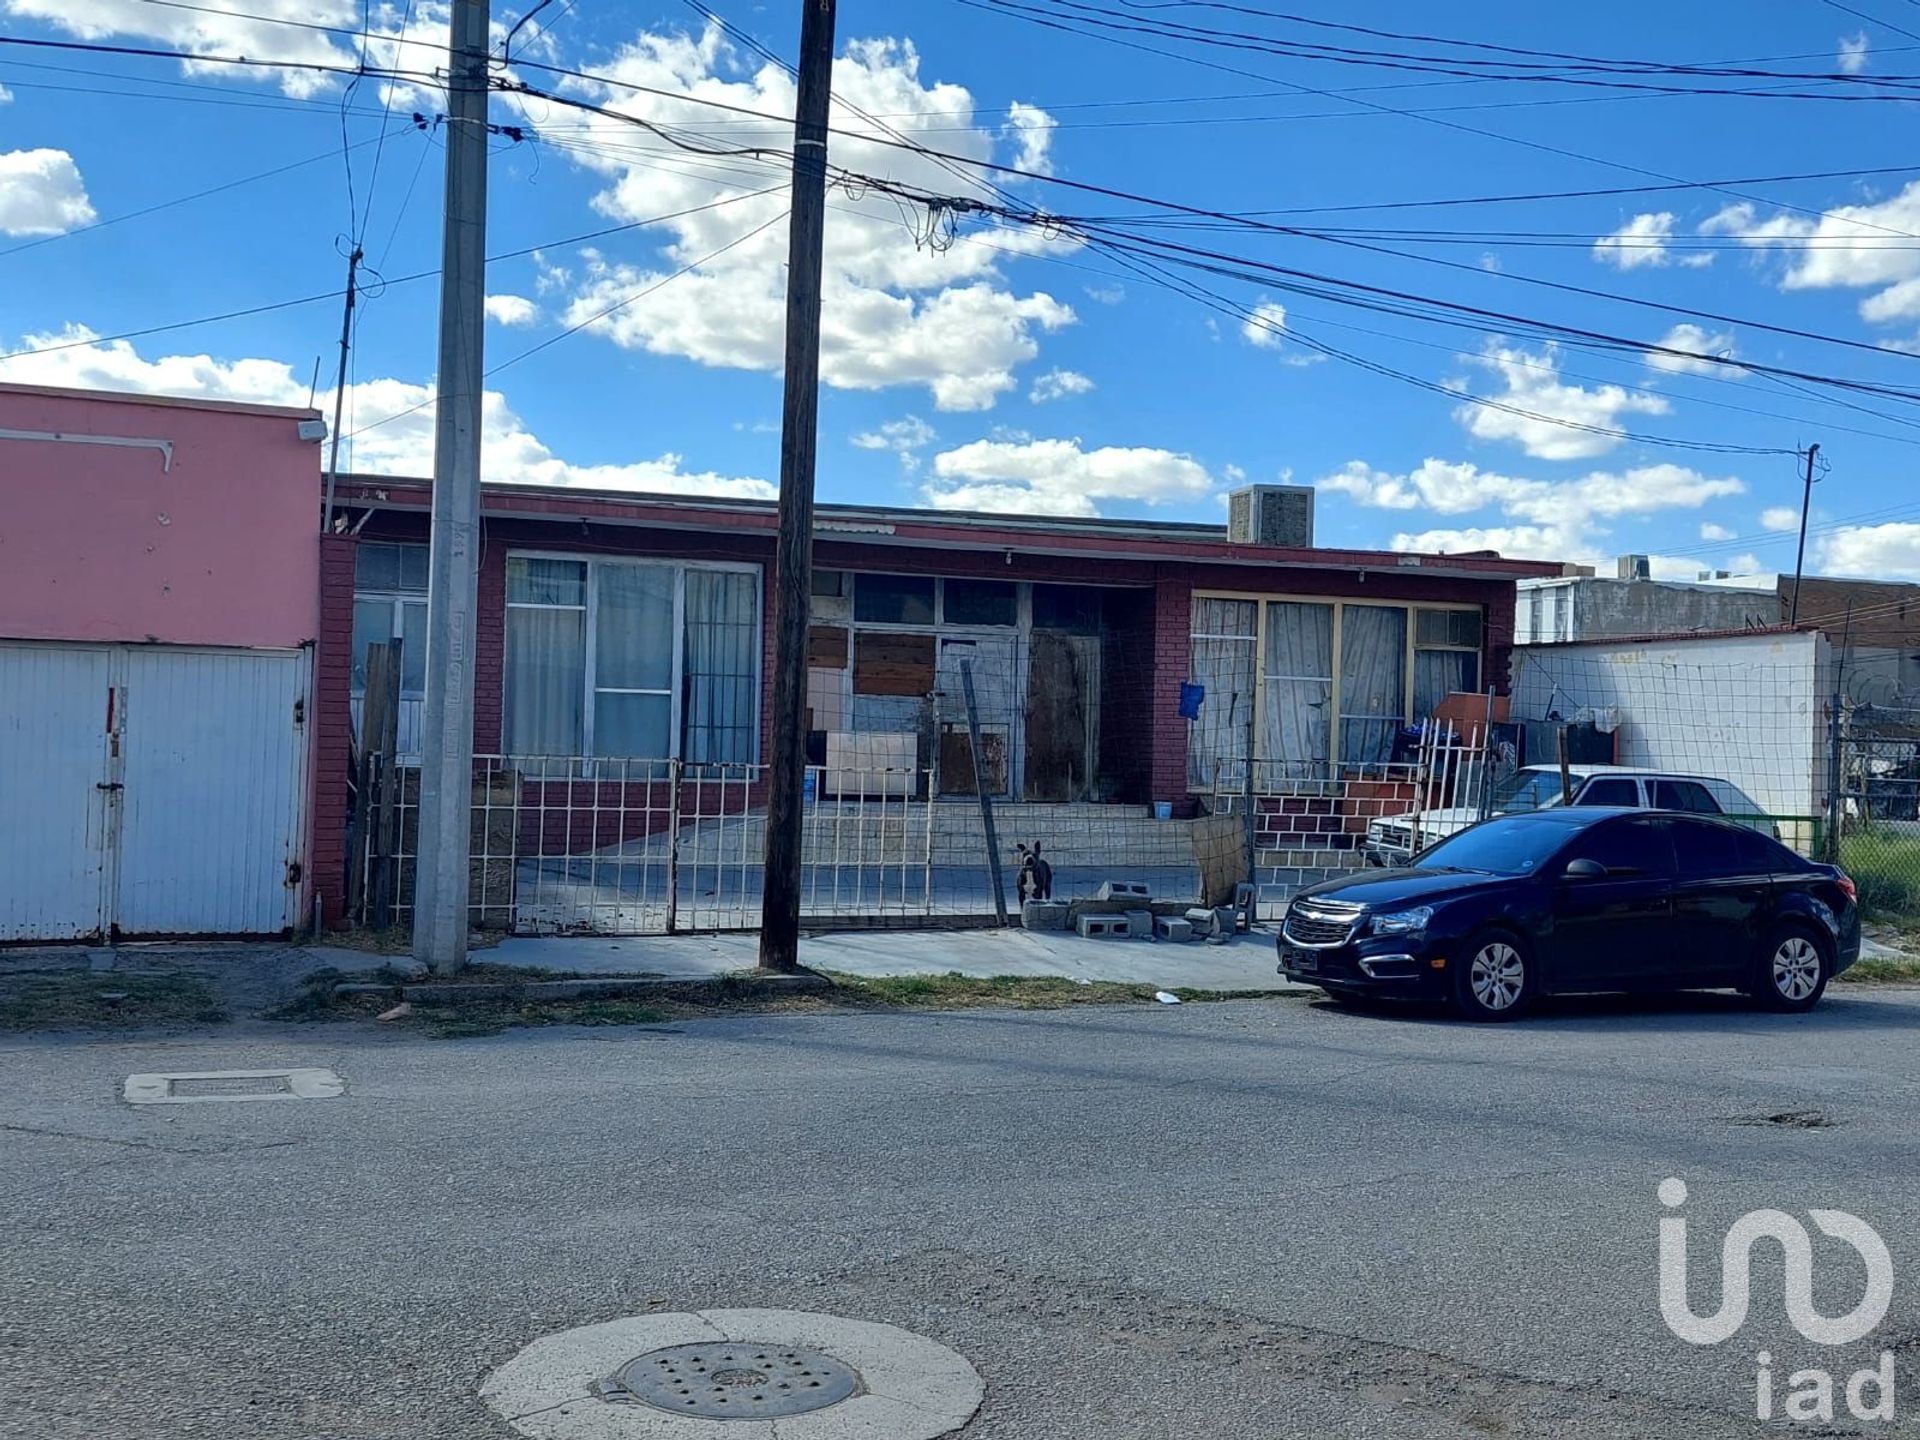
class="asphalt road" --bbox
[4,985,1920,1438]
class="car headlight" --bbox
[1370,905,1433,937]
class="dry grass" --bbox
[0,970,228,1031]
[273,967,1301,1037]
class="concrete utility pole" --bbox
[758,0,838,974]
[1789,442,1820,626]
[412,0,491,974]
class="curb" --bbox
[334,972,836,1004]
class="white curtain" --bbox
[684,570,758,764]
[1338,605,1406,767]
[1188,599,1257,790]
[1263,601,1332,779]
[593,564,674,758]
[1415,649,1478,721]
[506,558,587,756]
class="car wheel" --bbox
[1754,924,1830,1013]
[1453,931,1533,1022]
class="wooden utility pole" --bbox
[412,0,491,974]
[1789,442,1820,625]
[320,244,362,533]
[758,0,838,973]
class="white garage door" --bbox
[0,642,308,942]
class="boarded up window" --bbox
[853,632,936,696]
[807,625,849,668]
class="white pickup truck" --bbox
[1361,764,1773,867]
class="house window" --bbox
[942,578,1017,627]
[1188,595,1486,784]
[352,542,429,700]
[853,573,935,625]
[1187,598,1257,789]
[1414,607,1483,719]
[504,555,759,762]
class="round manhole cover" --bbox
[602,1343,862,1419]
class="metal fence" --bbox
[1837,705,1920,922]
[359,756,1225,936]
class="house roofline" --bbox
[0,380,322,422]
[1516,623,1822,649]
[329,473,1566,581]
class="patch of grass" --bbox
[270,965,1300,1037]
[1840,956,1920,985]
[1841,829,1920,921]
[0,970,228,1031]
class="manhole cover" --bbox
[599,1343,860,1419]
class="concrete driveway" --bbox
[3,986,1918,1438]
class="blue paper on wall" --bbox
[1178,682,1204,720]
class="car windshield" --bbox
[1490,769,1572,814]
[1414,815,1574,875]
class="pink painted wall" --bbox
[0,384,322,647]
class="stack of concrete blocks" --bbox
[1021,899,1070,931]
[1096,880,1151,903]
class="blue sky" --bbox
[4,0,1920,579]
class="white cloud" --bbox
[1840,32,1870,73]
[546,27,1079,411]
[1083,284,1125,305]
[1028,367,1093,403]
[851,414,936,471]
[1004,101,1057,176]
[0,326,773,498]
[484,294,539,327]
[1699,521,1736,541]
[1320,455,1744,564]
[0,149,96,237]
[0,0,451,104]
[1241,299,1288,348]
[924,436,1214,516]
[1453,341,1669,460]
[1593,211,1676,270]
[1223,463,1247,483]
[1701,182,1920,323]
[1646,322,1739,377]
[1760,505,1802,532]
[1820,522,1920,579]
[0,82,13,104]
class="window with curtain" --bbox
[683,570,759,764]
[1262,601,1332,779]
[1337,604,1407,768]
[1187,598,1257,790]
[504,557,760,761]
[1413,608,1483,720]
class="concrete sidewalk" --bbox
[381,926,1305,992]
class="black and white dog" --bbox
[1015,842,1054,903]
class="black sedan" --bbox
[1276,807,1860,1020]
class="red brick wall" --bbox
[311,533,358,929]
[1151,576,1195,814]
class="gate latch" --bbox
[96,782,124,792]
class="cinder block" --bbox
[1077,914,1122,939]
[1021,899,1070,932]
[1123,908,1153,939]
[1154,916,1194,942]
[1096,880,1152,902]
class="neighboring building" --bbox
[1515,556,1775,645]
[0,382,327,942]
[1517,557,1920,705]
[319,475,1560,927]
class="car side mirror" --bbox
[1563,857,1608,881]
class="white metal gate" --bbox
[0,642,309,941]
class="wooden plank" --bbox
[853,631,935,697]
[807,624,849,668]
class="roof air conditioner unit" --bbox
[1228,484,1315,548]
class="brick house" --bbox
[318,475,1559,929]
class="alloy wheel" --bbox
[1772,936,1822,1003]
[1469,942,1525,1013]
